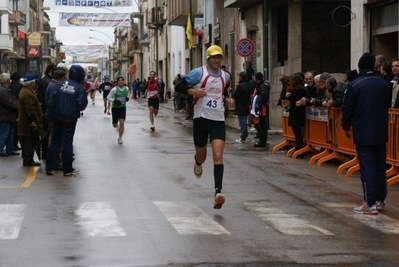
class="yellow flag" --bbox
[186,13,192,49]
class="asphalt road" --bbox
[1,94,399,267]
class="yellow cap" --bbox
[206,45,223,59]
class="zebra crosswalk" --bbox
[0,201,398,240]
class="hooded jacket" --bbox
[47,65,88,121]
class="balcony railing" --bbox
[0,34,13,51]
[9,11,26,25]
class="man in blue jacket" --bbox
[45,65,88,176]
[341,53,391,215]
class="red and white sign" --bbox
[236,38,254,57]
[28,46,39,58]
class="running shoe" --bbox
[64,170,79,176]
[45,170,55,175]
[118,137,123,144]
[235,139,247,143]
[213,193,225,209]
[150,126,155,132]
[353,203,378,215]
[104,108,106,114]
[107,111,110,115]
[193,162,202,178]
[375,201,386,211]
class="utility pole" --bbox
[155,0,159,75]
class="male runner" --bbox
[99,76,112,115]
[107,76,130,144]
[144,71,161,131]
[175,45,233,209]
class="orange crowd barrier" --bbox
[273,105,399,187]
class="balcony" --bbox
[168,0,199,26]
[13,38,26,58]
[224,0,262,9]
[0,0,12,14]
[0,34,13,51]
[146,6,166,29]
[42,47,56,59]
[9,11,26,25]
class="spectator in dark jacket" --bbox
[0,73,19,157]
[36,63,56,159]
[286,73,307,152]
[252,72,270,148]
[45,65,88,176]
[325,77,346,107]
[341,53,391,215]
[232,72,252,143]
[9,72,23,150]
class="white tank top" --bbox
[193,66,227,121]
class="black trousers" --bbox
[19,135,35,165]
[292,126,304,151]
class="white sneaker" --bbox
[118,137,123,144]
[235,139,247,143]
[193,163,202,178]
[213,193,225,209]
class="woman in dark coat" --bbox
[286,73,307,151]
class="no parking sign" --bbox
[236,38,254,57]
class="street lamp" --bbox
[89,36,107,44]
[89,37,110,78]
[89,29,114,44]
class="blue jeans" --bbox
[46,118,77,174]
[238,115,248,140]
[0,121,15,154]
[356,144,387,206]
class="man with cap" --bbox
[18,74,43,166]
[99,75,112,115]
[0,73,19,157]
[175,45,233,209]
[342,53,391,215]
[45,65,88,176]
[231,71,251,143]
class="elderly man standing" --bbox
[0,73,19,157]
[18,74,43,166]
[342,53,391,215]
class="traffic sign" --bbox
[28,46,39,58]
[236,38,254,57]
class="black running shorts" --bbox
[193,117,225,147]
[111,107,126,124]
[148,98,159,109]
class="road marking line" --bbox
[21,166,39,188]
[245,201,334,236]
[0,166,39,189]
[154,201,230,235]
[0,204,27,239]
[74,202,127,237]
[322,202,399,234]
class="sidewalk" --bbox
[158,98,283,136]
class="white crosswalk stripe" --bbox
[74,202,127,237]
[245,201,334,236]
[154,201,231,235]
[0,204,27,240]
[322,202,399,234]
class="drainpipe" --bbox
[155,0,159,74]
[189,0,193,70]
[263,0,268,80]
